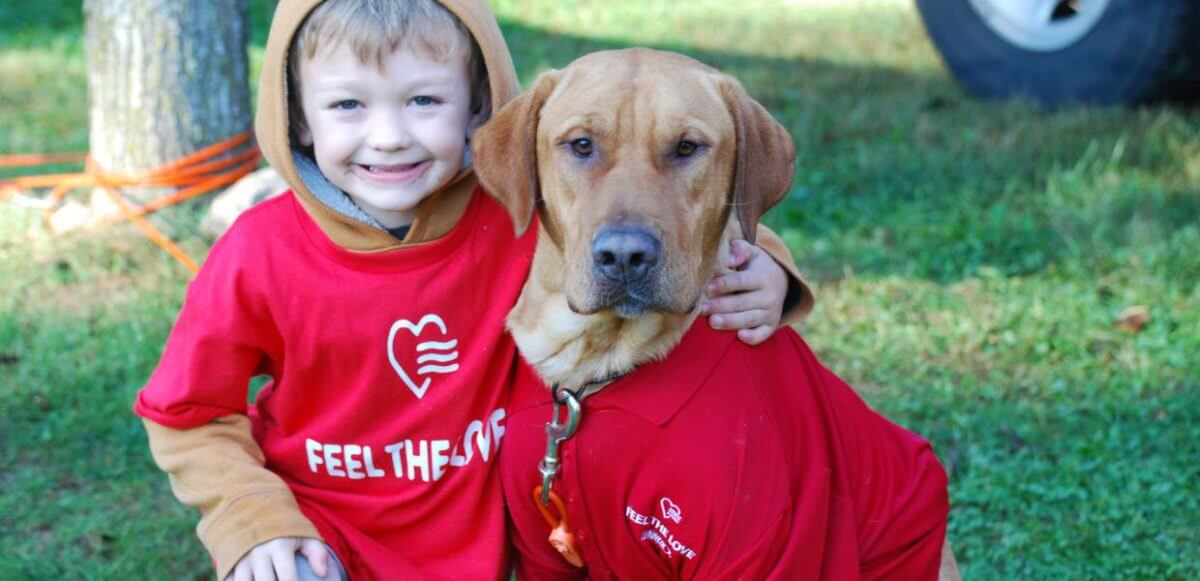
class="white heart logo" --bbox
[660,497,683,524]
[387,314,459,399]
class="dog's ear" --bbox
[718,76,797,244]
[472,70,562,236]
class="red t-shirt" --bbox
[135,188,536,579]
[501,321,949,580]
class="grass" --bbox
[2,0,1198,577]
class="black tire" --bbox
[915,0,1200,106]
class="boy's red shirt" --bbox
[501,321,949,579]
[135,188,535,578]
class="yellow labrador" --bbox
[475,48,959,579]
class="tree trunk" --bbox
[82,0,250,215]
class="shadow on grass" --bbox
[4,6,1196,285]
[499,19,1200,286]
[0,0,278,47]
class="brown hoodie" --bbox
[141,0,808,577]
[256,0,521,251]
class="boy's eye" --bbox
[411,96,440,107]
[332,100,361,111]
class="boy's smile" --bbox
[354,161,430,185]
[296,43,478,229]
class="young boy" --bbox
[133,1,812,579]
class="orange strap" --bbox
[0,132,261,274]
[533,486,586,568]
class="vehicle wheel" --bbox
[915,0,1200,106]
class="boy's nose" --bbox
[367,111,412,151]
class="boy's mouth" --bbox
[354,161,429,183]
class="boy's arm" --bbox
[705,224,813,344]
[143,415,321,580]
[133,222,324,578]
[754,224,812,327]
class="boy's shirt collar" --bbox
[293,150,387,231]
[291,149,478,247]
[289,168,478,251]
[386,224,412,241]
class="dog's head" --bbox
[474,49,795,319]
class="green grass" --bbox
[3,0,1198,577]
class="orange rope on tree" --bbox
[0,132,260,274]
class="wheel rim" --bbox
[967,0,1112,52]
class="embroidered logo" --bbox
[660,497,683,524]
[626,505,698,561]
[387,314,459,399]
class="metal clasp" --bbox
[537,386,582,505]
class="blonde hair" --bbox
[289,0,490,117]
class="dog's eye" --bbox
[675,140,700,158]
[570,138,594,157]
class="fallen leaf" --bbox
[1113,305,1151,334]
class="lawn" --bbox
[2,0,1198,578]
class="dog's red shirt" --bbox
[501,322,949,580]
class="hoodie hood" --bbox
[256,0,522,251]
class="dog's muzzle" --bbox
[590,225,661,317]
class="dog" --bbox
[474,48,956,580]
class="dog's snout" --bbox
[592,226,661,282]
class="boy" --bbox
[134,1,811,579]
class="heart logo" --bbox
[387,314,460,399]
[660,497,683,524]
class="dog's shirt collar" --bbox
[574,319,737,426]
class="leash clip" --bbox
[538,386,582,505]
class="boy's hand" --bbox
[702,239,788,346]
[228,537,329,581]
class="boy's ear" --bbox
[466,81,493,136]
[717,75,796,244]
[472,69,562,236]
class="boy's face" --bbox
[295,43,478,228]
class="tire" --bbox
[915,0,1200,106]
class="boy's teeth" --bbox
[367,162,418,172]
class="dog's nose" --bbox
[592,226,661,282]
